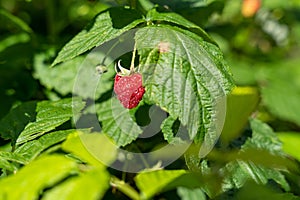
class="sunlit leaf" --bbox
[278,132,300,161]
[62,131,117,168]
[137,25,234,151]
[52,7,144,66]
[43,168,110,200]
[0,155,78,199]
[135,170,187,199]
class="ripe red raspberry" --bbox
[114,63,145,109]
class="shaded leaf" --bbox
[177,187,206,200]
[16,98,85,145]
[15,129,77,161]
[259,59,300,126]
[34,51,114,99]
[0,101,37,144]
[236,181,300,200]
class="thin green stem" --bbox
[130,42,137,73]
[110,176,140,200]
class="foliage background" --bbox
[0,0,300,199]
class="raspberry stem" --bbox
[130,42,137,74]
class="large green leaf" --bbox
[0,155,78,199]
[52,7,144,66]
[43,168,110,200]
[136,25,234,152]
[96,98,143,146]
[16,98,85,145]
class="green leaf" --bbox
[277,132,300,161]
[0,155,78,199]
[15,129,76,161]
[96,98,143,146]
[34,51,114,99]
[135,170,211,199]
[221,119,290,192]
[0,151,27,165]
[259,59,300,126]
[16,98,85,145]
[135,169,187,199]
[236,181,300,200]
[0,101,37,143]
[136,25,234,151]
[52,7,144,66]
[0,157,17,172]
[43,168,110,200]
[245,118,283,154]
[146,9,215,44]
[62,131,117,168]
[220,87,259,146]
[177,187,206,200]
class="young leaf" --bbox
[136,25,234,149]
[62,131,117,168]
[52,7,144,66]
[135,170,187,199]
[135,170,210,199]
[16,98,85,145]
[96,98,143,147]
[43,168,110,200]
[0,155,78,199]
[277,132,300,161]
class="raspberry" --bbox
[114,73,145,109]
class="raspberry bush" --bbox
[1,0,300,199]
